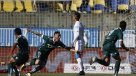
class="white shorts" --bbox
[74,40,84,52]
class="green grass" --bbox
[0,73,136,76]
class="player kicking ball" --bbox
[20,29,73,76]
[8,28,30,76]
[89,21,129,76]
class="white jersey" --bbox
[73,21,85,51]
[73,21,84,41]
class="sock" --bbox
[114,60,121,75]
[96,58,109,66]
[76,58,84,71]
[30,65,44,74]
[8,63,13,76]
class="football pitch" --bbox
[0,73,136,76]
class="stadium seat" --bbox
[73,0,82,8]
[93,0,105,14]
[71,0,82,12]
[56,3,64,12]
[16,0,23,12]
[71,3,77,11]
[118,0,129,11]
[3,0,14,12]
[25,0,33,12]
[16,0,33,12]
[89,0,94,7]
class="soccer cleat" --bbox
[89,56,97,65]
[19,64,25,71]
[78,70,85,75]
[25,73,31,76]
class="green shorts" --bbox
[103,43,119,57]
[12,53,29,66]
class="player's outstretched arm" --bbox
[27,29,42,37]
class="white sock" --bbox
[76,58,84,71]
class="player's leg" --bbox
[112,51,121,76]
[89,44,111,66]
[27,60,46,75]
[20,0,26,12]
[8,54,20,76]
[75,41,85,75]
[20,50,41,71]
[25,50,46,76]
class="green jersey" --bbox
[38,35,70,57]
[103,28,123,45]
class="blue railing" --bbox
[0,28,99,47]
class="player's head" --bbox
[54,31,61,42]
[119,21,127,31]
[14,28,22,36]
[73,12,80,21]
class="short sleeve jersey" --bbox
[38,35,70,55]
[103,28,123,45]
[16,35,29,54]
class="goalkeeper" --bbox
[20,29,73,76]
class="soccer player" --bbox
[13,0,26,12]
[8,28,30,76]
[89,21,129,76]
[72,12,85,75]
[20,30,72,76]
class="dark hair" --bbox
[54,31,61,36]
[119,21,126,30]
[74,12,80,20]
[14,28,22,35]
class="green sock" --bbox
[114,60,121,75]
